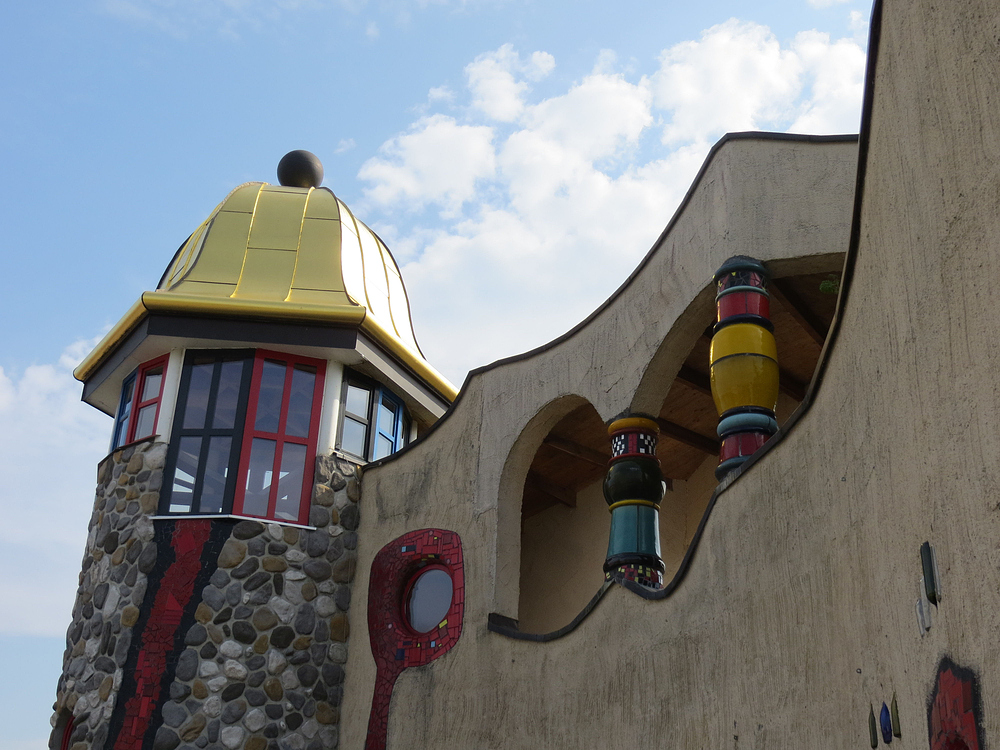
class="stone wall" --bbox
[52,438,166,750]
[149,454,359,750]
[51,446,360,750]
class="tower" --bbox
[51,152,455,750]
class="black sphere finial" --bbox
[277,150,324,188]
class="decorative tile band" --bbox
[111,519,215,750]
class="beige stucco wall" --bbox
[337,1,1000,745]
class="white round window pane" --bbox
[407,568,453,633]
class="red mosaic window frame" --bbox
[365,528,464,750]
[232,350,326,526]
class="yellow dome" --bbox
[75,182,456,402]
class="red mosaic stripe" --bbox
[113,520,212,750]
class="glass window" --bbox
[405,566,454,633]
[110,355,169,451]
[161,351,253,515]
[161,349,324,525]
[233,351,325,526]
[336,370,410,462]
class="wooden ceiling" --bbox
[521,269,842,521]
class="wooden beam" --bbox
[543,435,610,468]
[676,365,712,396]
[655,418,719,455]
[770,279,830,346]
[779,371,807,402]
[525,471,576,508]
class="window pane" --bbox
[183,363,214,430]
[407,568,454,633]
[345,384,369,419]
[274,443,307,521]
[120,378,135,411]
[341,417,367,457]
[133,404,157,441]
[378,399,396,438]
[243,438,276,516]
[199,437,232,514]
[285,366,317,438]
[140,367,163,402]
[254,361,286,433]
[169,437,202,512]
[374,435,394,461]
[212,360,243,429]
[114,418,130,450]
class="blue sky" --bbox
[0,0,871,746]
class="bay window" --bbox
[160,349,325,526]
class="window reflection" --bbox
[169,436,202,512]
[254,361,286,433]
[243,438,276,516]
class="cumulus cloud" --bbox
[358,24,866,382]
[465,44,555,122]
[0,340,111,635]
[358,114,496,214]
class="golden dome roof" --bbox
[75,181,456,402]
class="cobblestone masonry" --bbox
[51,446,360,750]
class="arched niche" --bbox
[631,253,847,578]
[495,396,612,634]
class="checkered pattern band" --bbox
[610,430,658,459]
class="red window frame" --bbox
[112,354,170,449]
[127,354,169,444]
[233,350,325,525]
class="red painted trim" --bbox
[234,350,326,525]
[59,715,74,750]
[125,354,170,444]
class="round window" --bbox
[404,566,454,633]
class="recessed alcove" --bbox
[517,402,612,634]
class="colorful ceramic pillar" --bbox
[604,415,665,589]
[710,256,779,480]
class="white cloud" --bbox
[359,27,866,382]
[652,19,804,145]
[465,44,555,122]
[428,86,454,103]
[0,339,111,635]
[787,30,867,133]
[335,138,357,153]
[358,114,496,213]
[366,20,379,38]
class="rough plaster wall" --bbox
[517,480,606,634]
[340,134,859,747]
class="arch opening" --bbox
[512,400,611,634]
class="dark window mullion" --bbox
[222,356,254,515]
[190,361,224,513]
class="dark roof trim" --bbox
[488,0,883,638]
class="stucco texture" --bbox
[340,1,1000,746]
